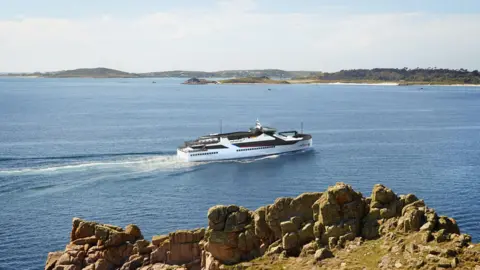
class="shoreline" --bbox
[219,81,480,86]
[2,75,480,87]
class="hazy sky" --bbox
[1,0,479,72]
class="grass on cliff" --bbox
[224,231,480,269]
[224,238,386,270]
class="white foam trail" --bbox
[132,155,206,172]
[0,155,202,175]
[0,152,290,176]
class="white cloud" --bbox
[0,2,479,72]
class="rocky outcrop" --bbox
[46,183,478,270]
[182,78,218,85]
[149,228,204,267]
[313,183,365,247]
[255,192,322,256]
[202,205,260,268]
[362,184,402,239]
[46,218,196,270]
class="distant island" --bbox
[181,76,290,85]
[290,68,480,85]
[3,67,480,85]
[182,77,218,85]
[5,68,140,78]
[4,68,311,79]
[218,76,290,84]
[141,69,312,78]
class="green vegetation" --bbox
[4,67,480,84]
[141,70,214,78]
[293,68,480,84]
[44,68,139,78]
[219,76,290,84]
[3,68,316,79]
[4,68,139,78]
[141,69,315,78]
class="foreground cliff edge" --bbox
[45,183,479,270]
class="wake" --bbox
[0,151,168,162]
[0,150,308,176]
[0,153,201,175]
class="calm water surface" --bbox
[0,78,479,269]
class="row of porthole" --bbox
[191,151,218,157]
[236,146,275,152]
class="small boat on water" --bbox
[177,120,312,162]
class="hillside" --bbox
[4,68,480,84]
[42,68,139,78]
[293,68,480,84]
[140,69,316,78]
[5,68,315,79]
[140,70,214,78]
[219,76,290,84]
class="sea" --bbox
[0,78,479,269]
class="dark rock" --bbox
[182,77,218,85]
[298,222,315,245]
[299,242,317,257]
[224,207,250,232]
[207,206,229,231]
[434,229,448,243]
[397,201,426,232]
[371,184,396,205]
[437,216,460,235]
[266,192,322,240]
[314,248,334,261]
[316,182,365,244]
[280,221,297,235]
[45,251,63,270]
[253,206,270,240]
[72,219,97,241]
[282,232,298,250]
[421,231,434,243]
[120,254,144,270]
[125,224,143,240]
[290,216,303,230]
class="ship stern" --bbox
[176,148,190,162]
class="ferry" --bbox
[177,120,312,162]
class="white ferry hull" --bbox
[178,138,312,162]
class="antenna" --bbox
[301,121,303,133]
[220,119,222,134]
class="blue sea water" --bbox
[0,78,479,269]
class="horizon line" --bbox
[3,66,479,74]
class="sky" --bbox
[1,0,479,72]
